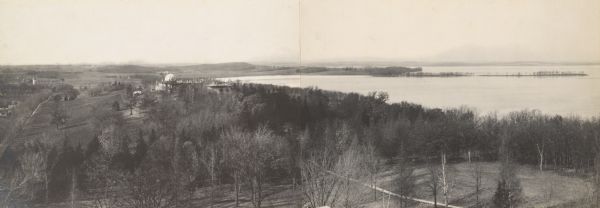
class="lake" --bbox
[223,65,600,117]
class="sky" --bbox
[0,0,599,65]
[0,0,300,65]
[301,0,600,63]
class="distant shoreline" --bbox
[0,62,594,78]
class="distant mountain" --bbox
[425,45,600,64]
[94,62,259,73]
[176,62,258,71]
[96,65,166,73]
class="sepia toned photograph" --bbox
[1,0,599,207]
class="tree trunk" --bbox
[372,176,377,200]
[45,174,49,203]
[251,177,262,208]
[468,150,472,164]
[345,174,352,207]
[71,169,76,208]
[441,152,448,208]
[537,143,544,171]
[234,172,240,207]
[257,178,262,208]
[475,166,481,207]
[433,188,437,208]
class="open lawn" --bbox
[27,162,594,208]
[16,90,128,148]
[171,162,593,208]
[366,162,592,208]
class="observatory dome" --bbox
[164,73,175,82]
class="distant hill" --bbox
[87,62,422,77]
[177,62,257,71]
[96,65,166,73]
[3,62,424,77]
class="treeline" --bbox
[294,66,422,76]
[480,71,587,77]
[1,80,599,207]
[230,83,599,171]
[0,83,46,97]
[404,72,472,77]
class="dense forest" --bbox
[1,80,599,207]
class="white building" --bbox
[154,73,175,91]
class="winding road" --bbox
[326,170,462,208]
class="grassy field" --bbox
[365,162,592,208]
[17,90,129,148]
[179,162,592,208]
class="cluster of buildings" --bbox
[31,76,65,86]
[152,72,176,91]
[151,72,232,93]
[0,101,17,117]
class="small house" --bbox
[133,90,143,96]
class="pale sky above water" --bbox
[0,0,599,65]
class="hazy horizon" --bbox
[1,0,599,65]
[2,60,600,67]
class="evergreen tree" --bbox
[149,128,158,144]
[493,131,523,208]
[492,162,522,208]
[85,136,100,159]
[132,137,148,168]
[112,101,120,111]
[48,140,84,202]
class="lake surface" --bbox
[223,65,600,117]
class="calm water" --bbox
[223,65,600,117]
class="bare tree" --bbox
[179,140,200,205]
[201,142,220,208]
[1,139,50,206]
[50,102,68,129]
[533,117,547,172]
[235,125,280,208]
[543,172,557,202]
[124,169,180,208]
[427,163,441,208]
[128,96,136,116]
[362,141,381,201]
[301,142,365,208]
[439,152,455,208]
[471,161,483,207]
[302,151,341,207]
[21,140,48,201]
[222,127,249,207]
[83,146,122,208]
[535,143,545,172]
[593,150,600,206]
[394,157,415,208]
[121,138,193,208]
[1,166,25,207]
[337,141,367,208]
[69,168,78,208]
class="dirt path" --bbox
[326,170,462,208]
[26,95,51,124]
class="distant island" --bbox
[294,66,422,76]
[480,71,587,77]
[404,72,473,77]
